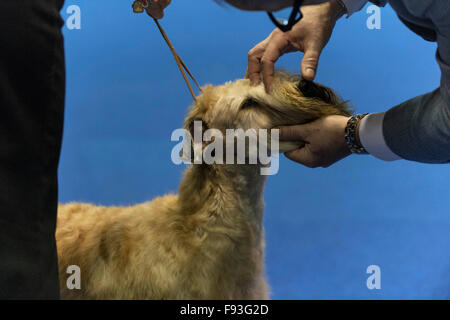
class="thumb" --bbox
[284,147,318,168]
[146,6,163,19]
[276,124,311,142]
[301,47,321,81]
[146,0,171,19]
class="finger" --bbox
[247,43,266,86]
[146,0,164,19]
[146,7,163,19]
[285,147,318,168]
[160,0,172,9]
[276,124,311,142]
[300,46,321,81]
[261,35,289,92]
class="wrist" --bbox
[345,114,369,155]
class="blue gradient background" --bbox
[59,1,450,299]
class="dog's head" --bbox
[182,71,352,161]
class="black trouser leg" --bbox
[0,0,65,299]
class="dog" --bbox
[56,71,351,299]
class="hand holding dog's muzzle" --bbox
[277,115,351,168]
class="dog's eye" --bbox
[240,98,257,109]
[190,118,203,127]
[189,118,208,138]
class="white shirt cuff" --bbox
[359,112,402,161]
[340,0,368,17]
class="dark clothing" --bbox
[0,0,65,299]
[370,0,450,163]
[371,0,438,42]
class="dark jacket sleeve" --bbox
[369,0,388,7]
[383,87,450,163]
[380,1,450,163]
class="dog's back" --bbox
[57,195,185,299]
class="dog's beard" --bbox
[179,136,304,164]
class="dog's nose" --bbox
[297,79,332,104]
[297,79,320,98]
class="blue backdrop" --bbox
[59,1,449,299]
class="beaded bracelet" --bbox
[345,114,369,155]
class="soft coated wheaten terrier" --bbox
[56,71,351,299]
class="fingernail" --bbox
[304,68,315,79]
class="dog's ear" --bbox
[297,79,332,104]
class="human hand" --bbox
[247,0,346,92]
[277,115,352,168]
[146,0,172,19]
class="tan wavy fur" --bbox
[56,71,351,299]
